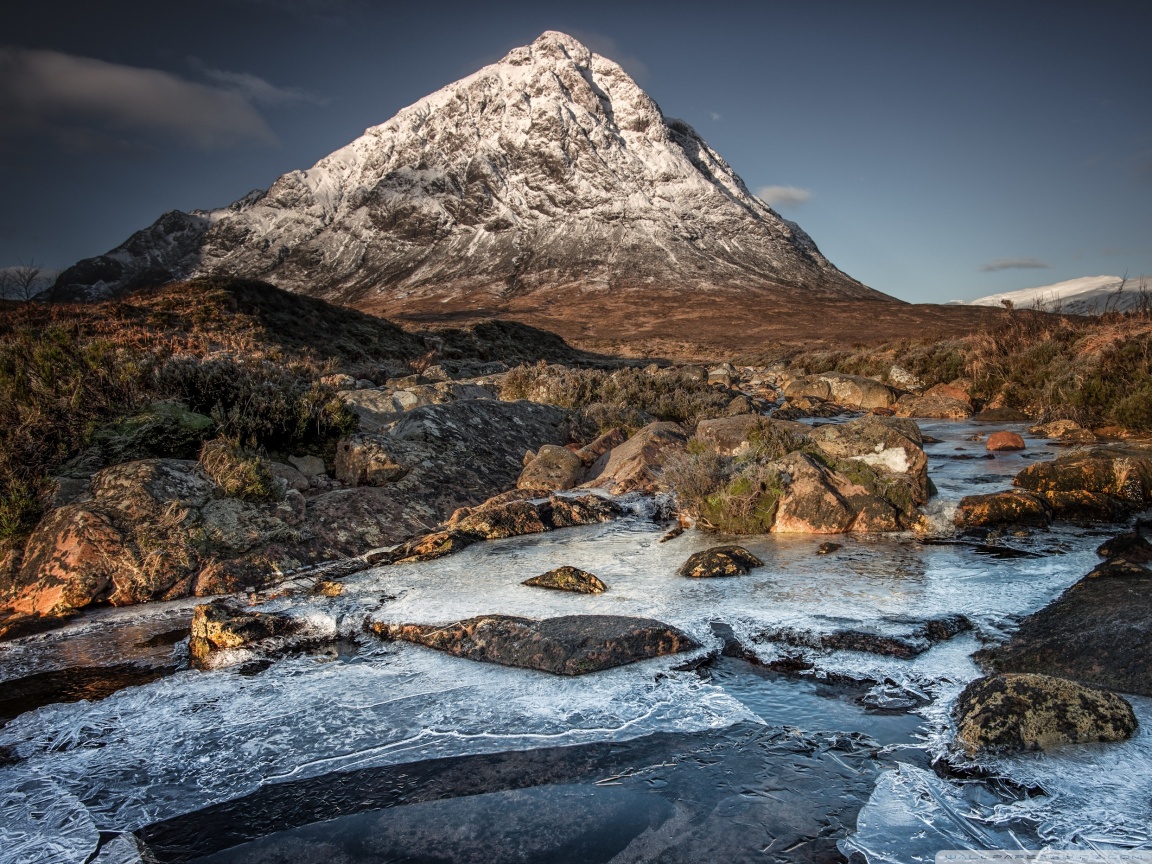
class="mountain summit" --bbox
[52,31,893,332]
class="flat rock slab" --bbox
[370,614,696,675]
[978,559,1152,696]
[678,546,764,579]
[523,566,607,594]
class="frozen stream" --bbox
[1,421,1148,863]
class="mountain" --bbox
[966,275,1150,315]
[50,31,893,329]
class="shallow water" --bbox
[0,420,1144,863]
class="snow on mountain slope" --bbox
[50,31,885,307]
[966,275,1150,315]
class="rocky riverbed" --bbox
[2,412,1152,863]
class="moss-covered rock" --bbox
[953,673,1137,755]
[523,566,607,594]
[678,545,764,578]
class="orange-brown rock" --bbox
[677,546,764,578]
[516,444,585,490]
[986,431,1026,451]
[370,614,696,675]
[1013,450,1152,521]
[581,421,689,495]
[955,490,1051,529]
[894,393,972,420]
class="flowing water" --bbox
[1,421,1149,863]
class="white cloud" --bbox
[709,111,721,121]
[755,185,812,207]
[979,257,1050,272]
[0,46,292,150]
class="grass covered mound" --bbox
[782,309,1152,432]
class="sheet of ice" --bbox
[0,640,753,841]
[0,775,100,864]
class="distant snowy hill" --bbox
[965,275,1150,315]
[50,31,886,310]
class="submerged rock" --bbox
[760,615,972,660]
[370,614,696,675]
[522,566,607,594]
[978,558,1152,696]
[678,546,764,578]
[953,673,1137,755]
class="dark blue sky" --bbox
[2,0,1149,303]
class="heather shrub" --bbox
[198,438,279,502]
[501,362,730,430]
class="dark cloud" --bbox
[0,46,281,150]
[980,257,1050,272]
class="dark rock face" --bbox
[678,546,764,579]
[978,559,1152,696]
[370,614,696,675]
[1012,450,1152,521]
[955,490,1051,529]
[189,602,302,669]
[523,566,607,594]
[953,673,1137,755]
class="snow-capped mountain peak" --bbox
[51,31,884,308]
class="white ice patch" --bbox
[851,446,911,475]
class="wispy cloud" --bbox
[709,111,721,121]
[195,64,326,107]
[979,257,1050,272]
[0,46,312,150]
[756,185,811,207]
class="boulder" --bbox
[1012,450,1152,521]
[1029,419,1084,439]
[189,601,302,669]
[582,421,689,495]
[268,462,309,492]
[887,365,924,391]
[978,559,1152,695]
[334,433,411,486]
[784,376,831,402]
[523,566,607,594]
[924,383,973,405]
[517,444,585,490]
[695,415,809,457]
[807,414,931,511]
[369,614,696,675]
[678,546,764,578]
[337,388,404,432]
[819,373,900,410]
[772,452,886,533]
[953,673,1137,755]
[547,494,622,527]
[986,431,1026,451]
[573,428,626,465]
[448,499,550,540]
[894,393,972,420]
[955,490,1051,529]
[288,454,327,478]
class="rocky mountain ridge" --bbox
[51,31,886,312]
